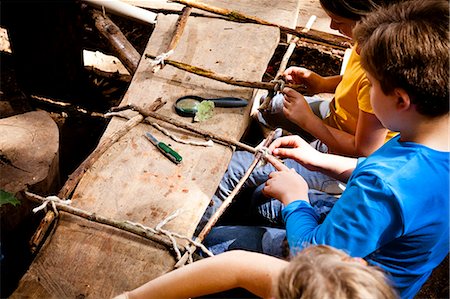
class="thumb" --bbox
[265,155,289,171]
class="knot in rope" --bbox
[151,50,174,67]
[32,195,72,216]
[126,209,214,263]
[271,79,285,94]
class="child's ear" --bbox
[393,88,411,111]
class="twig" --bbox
[174,129,279,268]
[30,113,145,251]
[259,15,316,110]
[144,54,306,93]
[128,104,257,154]
[58,113,144,199]
[24,191,182,254]
[152,6,192,73]
[170,0,349,49]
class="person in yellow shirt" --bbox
[196,0,401,235]
[261,0,399,157]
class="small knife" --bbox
[144,132,182,164]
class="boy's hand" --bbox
[263,155,309,206]
[282,87,316,127]
[283,66,324,94]
[268,135,323,171]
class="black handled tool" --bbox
[174,95,248,117]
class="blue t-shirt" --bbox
[282,135,449,298]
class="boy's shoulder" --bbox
[352,136,449,185]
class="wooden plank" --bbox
[13,1,301,297]
[12,213,176,299]
[122,0,300,29]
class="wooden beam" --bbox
[90,9,141,74]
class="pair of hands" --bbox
[262,135,323,206]
[281,67,325,127]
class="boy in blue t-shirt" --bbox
[204,1,449,298]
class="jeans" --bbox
[195,150,344,234]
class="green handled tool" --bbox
[144,132,182,164]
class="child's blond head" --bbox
[274,245,398,299]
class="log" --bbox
[0,111,59,195]
[90,9,141,74]
[0,111,60,258]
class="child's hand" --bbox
[282,87,315,127]
[263,155,309,206]
[283,67,324,94]
[268,135,323,171]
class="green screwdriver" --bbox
[144,132,182,164]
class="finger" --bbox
[266,155,290,171]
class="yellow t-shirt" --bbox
[324,47,396,140]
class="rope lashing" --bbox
[151,50,174,68]
[27,191,212,262]
[271,79,285,94]
[32,196,72,216]
[126,210,214,262]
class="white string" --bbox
[150,122,214,147]
[151,50,174,67]
[126,209,214,262]
[32,195,72,216]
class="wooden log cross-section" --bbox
[12,1,302,298]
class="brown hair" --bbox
[354,0,449,117]
[274,245,398,299]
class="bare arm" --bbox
[122,251,287,299]
[268,136,357,182]
[283,88,388,156]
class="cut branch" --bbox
[91,9,141,74]
[174,129,279,268]
[127,105,257,154]
[153,6,192,72]
[58,113,144,199]
[144,54,306,93]
[171,0,350,49]
[24,191,180,252]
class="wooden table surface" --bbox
[12,1,301,297]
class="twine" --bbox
[32,196,72,216]
[151,50,174,68]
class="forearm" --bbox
[127,251,286,299]
[319,75,342,93]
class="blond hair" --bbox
[274,245,398,299]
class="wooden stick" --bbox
[144,54,306,93]
[30,114,145,251]
[170,0,349,49]
[174,129,278,268]
[24,191,179,252]
[84,65,132,83]
[91,9,141,74]
[259,16,316,110]
[59,114,144,199]
[29,210,58,254]
[29,95,257,154]
[153,6,192,73]
[128,105,256,154]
